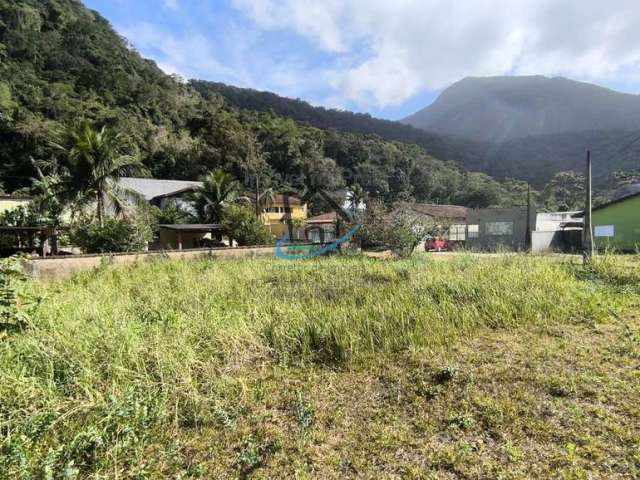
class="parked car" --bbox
[425,238,448,252]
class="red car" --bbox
[425,238,448,252]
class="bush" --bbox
[358,201,433,257]
[222,205,273,246]
[70,218,151,254]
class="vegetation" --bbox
[69,217,151,254]
[0,0,592,216]
[49,123,146,225]
[0,253,638,477]
[191,169,240,224]
[221,204,273,246]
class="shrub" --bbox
[70,218,151,254]
[222,205,273,246]
[358,201,433,257]
[0,256,30,328]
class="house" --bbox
[466,207,536,251]
[0,195,32,216]
[396,202,468,242]
[118,177,202,210]
[589,186,640,252]
[158,224,225,250]
[245,193,308,238]
[306,212,338,243]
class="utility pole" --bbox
[525,183,532,251]
[582,150,594,265]
[255,172,260,219]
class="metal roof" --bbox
[573,184,640,217]
[398,202,468,219]
[118,178,202,201]
[242,192,304,205]
[0,195,32,201]
[158,224,223,231]
[307,212,337,224]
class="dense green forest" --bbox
[196,81,640,189]
[0,0,632,213]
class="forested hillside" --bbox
[0,0,534,210]
[190,80,487,168]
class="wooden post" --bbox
[255,174,260,219]
[525,183,532,251]
[583,150,594,264]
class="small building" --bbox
[466,207,536,251]
[305,212,338,243]
[589,188,640,252]
[532,211,582,253]
[397,202,468,242]
[158,224,225,250]
[0,195,32,215]
[246,193,308,238]
[117,177,202,210]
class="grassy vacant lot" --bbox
[1,254,639,479]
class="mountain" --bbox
[402,76,640,185]
[403,76,640,143]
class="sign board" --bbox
[485,221,514,236]
[594,225,615,237]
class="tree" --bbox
[542,171,585,211]
[52,123,146,225]
[191,169,240,223]
[347,184,366,212]
[221,204,273,246]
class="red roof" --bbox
[306,212,337,224]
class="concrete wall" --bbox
[466,207,535,251]
[0,198,31,215]
[25,245,281,280]
[532,230,582,253]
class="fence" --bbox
[25,245,285,280]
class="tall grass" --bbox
[0,254,626,477]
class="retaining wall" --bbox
[25,245,280,280]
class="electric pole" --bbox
[582,150,594,264]
[525,183,532,251]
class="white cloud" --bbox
[232,0,640,108]
[164,0,179,10]
[118,21,330,101]
[120,22,235,81]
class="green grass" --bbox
[0,253,638,478]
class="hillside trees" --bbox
[0,0,583,215]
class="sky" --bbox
[84,0,640,121]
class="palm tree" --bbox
[257,187,276,213]
[53,123,146,225]
[191,169,240,223]
[348,184,367,212]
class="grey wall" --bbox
[466,207,536,251]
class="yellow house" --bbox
[0,195,32,216]
[257,194,308,238]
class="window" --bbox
[467,224,479,238]
[485,221,513,236]
[449,224,466,241]
[594,225,615,237]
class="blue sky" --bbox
[84,0,640,121]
